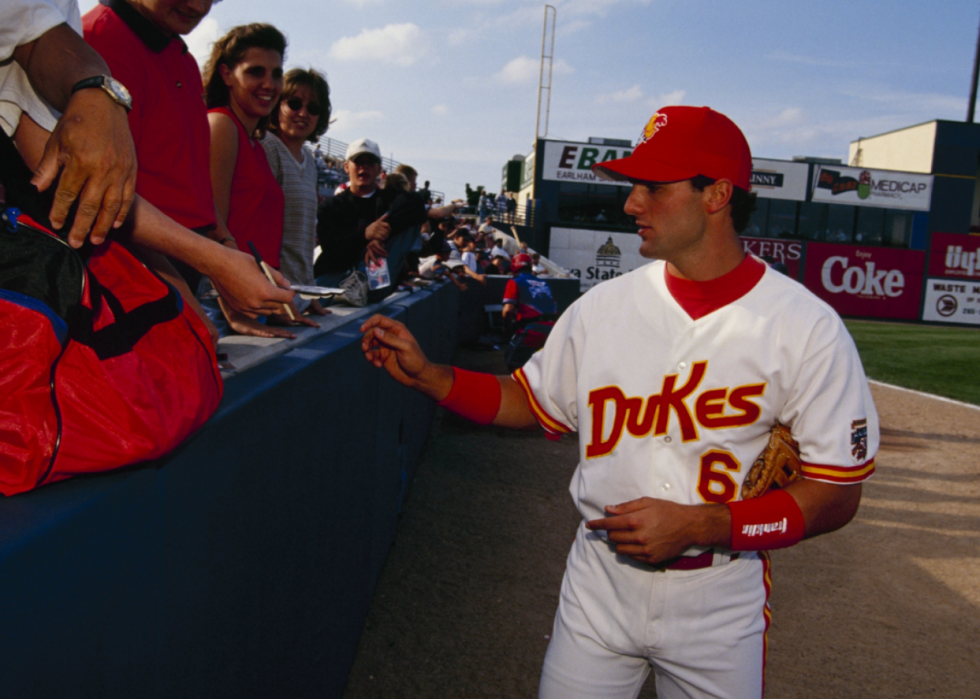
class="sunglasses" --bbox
[285,97,321,116]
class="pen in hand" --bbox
[247,241,296,321]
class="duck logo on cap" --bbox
[638,112,668,146]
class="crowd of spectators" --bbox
[0,0,556,483]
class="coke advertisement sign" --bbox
[927,232,980,280]
[739,236,803,278]
[803,243,925,319]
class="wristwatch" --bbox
[69,75,133,112]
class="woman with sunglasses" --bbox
[202,23,313,336]
[262,68,333,316]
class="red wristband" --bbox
[437,367,501,425]
[728,489,805,551]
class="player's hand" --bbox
[209,247,296,317]
[365,213,390,242]
[360,314,432,388]
[33,88,137,248]
[586,497,720,566]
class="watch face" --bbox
[105,77,132,106]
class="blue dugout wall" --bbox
[0,281,458,698]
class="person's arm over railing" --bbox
[12,20,136,247]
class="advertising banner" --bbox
[739,236,804,278]
[812,165,933,211]
[803,242,925,319]
[750,159,809,201]
[547,227,647,290]
[921,278,980,325]
[927,232,980,280]
[541,141,633,186]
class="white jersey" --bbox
[514,258,878,530]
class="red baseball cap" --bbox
[592,106,752,190]
[511,253,533,274]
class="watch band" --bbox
[70,75,133,112]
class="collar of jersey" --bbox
[101,0,186,54]
[664,255,766,321]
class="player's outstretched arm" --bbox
[359,314,538,429]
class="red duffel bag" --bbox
[0,208,222,496]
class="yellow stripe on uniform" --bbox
[801,459,875,480]
[513,368,571,434]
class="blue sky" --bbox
[79,0,980,201]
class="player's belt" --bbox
[658,549,740,572]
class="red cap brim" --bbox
[592,156,699,184]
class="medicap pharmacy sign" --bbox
[927,232,980,280]
[541,142,633,185]
[803,242,925,319]
[812,165,933,211]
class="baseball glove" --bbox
[740,423,803,500]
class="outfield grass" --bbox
[844,320,980,405]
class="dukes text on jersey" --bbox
[586,361,765,458]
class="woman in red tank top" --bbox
[202,23,314,334]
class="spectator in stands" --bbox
[479,215,499,239]
[85,0,235,340]
[417,241,467,291]
[495,190,507,218]
[459,233,478,273]
[3,0,136,248]
[393,164,417,190]
[491,237,511,261]
[506,194,516,223]
[418,179,432,208]
[204,23,314,336]
[383,171,410,193]
[478,189,489,223]
[501,252,557,371]
[314,138,427,287]
[263,67,333,317]
[531,252,548,276]
[485,253,509,276]
[8,1,295,346]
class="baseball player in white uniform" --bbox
[360,105,878,699]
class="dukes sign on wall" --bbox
[803,243,925,319]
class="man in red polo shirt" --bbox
[84,0,298,339]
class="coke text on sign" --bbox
[803,242,925,319]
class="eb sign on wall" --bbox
[803,243,925,319]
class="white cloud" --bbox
[656,89,686,106]
[329,109,385,136]
[343,0,383,5]
[597,84,643,103]
[448,27,476,46]
[186,18,221,67]
[761,107,804,129]
[328,24,429,67]
[432,104,449,115]
[494,56,573,86]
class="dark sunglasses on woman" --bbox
[285,97,321,116]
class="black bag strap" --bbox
[72,274,183,360]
